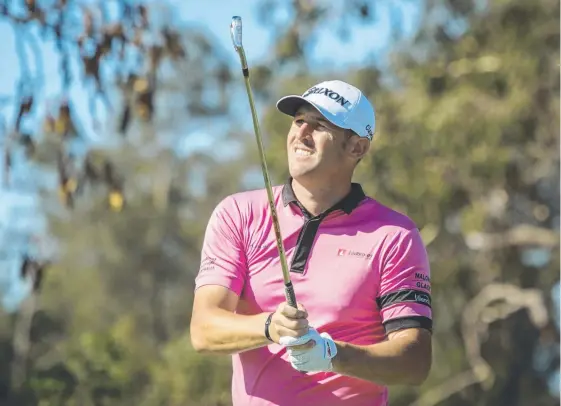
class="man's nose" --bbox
[296,122,313,139]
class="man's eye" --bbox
[295,119,304,125]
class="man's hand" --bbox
[267,302,310,344]
[279,328,338,372]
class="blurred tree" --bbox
[0,0,558,405]
[260,0,560,405]
[0,0,246,404]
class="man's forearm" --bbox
[332,331,431,386]
[191,309,271,355]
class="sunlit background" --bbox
[0,0,558,405]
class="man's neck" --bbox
[291,177,352,217]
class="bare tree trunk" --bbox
[11,290,37,390]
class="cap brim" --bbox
[276,95,309,117]
[276,95,350,130]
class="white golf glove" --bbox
[279,328,338,373]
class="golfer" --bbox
[190,80,432,406]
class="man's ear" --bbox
[347,136,370,161]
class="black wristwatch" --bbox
[264,312,274,342]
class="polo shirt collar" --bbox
[282,177,365,215]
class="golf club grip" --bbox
[285,282,297,308]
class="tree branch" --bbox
[408,284,548,406]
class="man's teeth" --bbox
[295,148,313,156]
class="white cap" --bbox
[276,80,376,141]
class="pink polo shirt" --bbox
[195,181,432,406]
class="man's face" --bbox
[286,105,357,181]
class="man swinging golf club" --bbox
[191,16,431,406]
[190,75,433,405]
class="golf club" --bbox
[230,16,297,309]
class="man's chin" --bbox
[289,166,318,180]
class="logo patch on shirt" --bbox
[415,293,431,306]
[414,272,431,292]
[199,256,216,273]
[249,242,270,249]
[337,248,372,259]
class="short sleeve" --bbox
[376,228,432,334]
[195,196,247,296]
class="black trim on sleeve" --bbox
[384,316,433,334]
[376,289,432,309]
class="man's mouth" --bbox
[294,147,314,157]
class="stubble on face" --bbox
[287,106,351,181]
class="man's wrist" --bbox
[331,341,348,372]
[264,312,275,342]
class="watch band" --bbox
[264,312,274,342]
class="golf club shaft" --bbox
[230,17,296,308]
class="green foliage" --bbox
[261,0,559,404]
[0,0,558,405]
[143,333,232,406]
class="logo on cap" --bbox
[365,124,373,140]
[302,86,351,109]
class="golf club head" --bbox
[230,16,243,51]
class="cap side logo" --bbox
[303,86,351,108]
[365,124,373,140]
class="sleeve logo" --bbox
[199,256,217,273]
[414,272,431,292]
[415,293,431,306]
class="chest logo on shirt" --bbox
[337,248,372,259]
